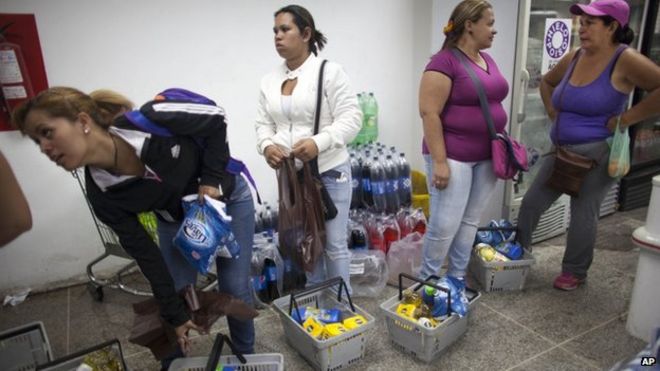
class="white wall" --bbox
[0,0,434,293]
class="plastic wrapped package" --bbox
[173,195,238,275]
[349,250,389,297]
[387,232,424,285]
[250,234,284,306]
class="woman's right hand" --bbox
[264,144,287,169]
[175,320,206,355]
[432,160,450,190]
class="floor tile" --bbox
[0,287,70,358]
[509,347,599,371]
[559,314,647,370]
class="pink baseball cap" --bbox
[570,0,630,27]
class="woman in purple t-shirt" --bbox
[418,0,508,290]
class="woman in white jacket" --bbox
[255,4,362,290]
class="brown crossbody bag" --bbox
[545,51,595,197]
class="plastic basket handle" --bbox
[477,226,518,232]
[397,273,451,316]
[205,333,246,371]
[288,277,355,318]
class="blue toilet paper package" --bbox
[173,195,239,275]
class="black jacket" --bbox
[86,99,235,327]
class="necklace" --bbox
[110,134,119,170]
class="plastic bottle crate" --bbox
[169,353,284,371]
[379,278,481,363]
[272,278,375,371]
[468,249,535,292]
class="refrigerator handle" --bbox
[517,69,530,124]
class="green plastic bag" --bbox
[608,119,630,178]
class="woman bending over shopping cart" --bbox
[12,87,256,366]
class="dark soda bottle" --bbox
[264,258,280,301]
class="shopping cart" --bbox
[72,168,216,302]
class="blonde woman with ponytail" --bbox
[255,4,362,291]
[13,86,257,367]
[418,0,509,295]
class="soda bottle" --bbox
[410,207,427,235]
[363,92,379,142]
[368,216,386,253]
[384,155,400,214]
[361,155,374,209]
[397,153,412,207]
[261,203,275,237]
[382,215,400,254]
[254,211,263,234]
[353,93,367,145]
[369,157,387,213]
[349,153,362,209]
[264,258,280,301]
[396,209,413,238]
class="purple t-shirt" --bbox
[422,49,509,162]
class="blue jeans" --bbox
[305,160,353,293]
[158,175,255,354]
[420,155,497,279]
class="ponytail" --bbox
[614,25,635,44]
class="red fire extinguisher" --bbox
[0,22,35,120]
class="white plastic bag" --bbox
[387,232,424,285]
[349,249,388,297]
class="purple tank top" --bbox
[551,45,629,145]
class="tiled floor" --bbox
[0,207,650,370]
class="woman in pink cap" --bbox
[517,0,660,290]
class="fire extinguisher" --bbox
[0,22,35,120]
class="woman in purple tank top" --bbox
[418,0,508,295]
[518,0,660,291]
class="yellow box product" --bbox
[302,317,324,339]
[322,323,348,339]
[343,315,368,330]
[395,304,417,319]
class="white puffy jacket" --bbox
[255,54,362,173]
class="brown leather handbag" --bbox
[545,51,595,198]
[546,146,594,197]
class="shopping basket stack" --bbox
[379,273,481,363]
[272,277,375,370]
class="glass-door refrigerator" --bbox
[619,0,660,211]
[506,0,649,243]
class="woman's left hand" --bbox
[198,185,221,203]
[292,138,319,162]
